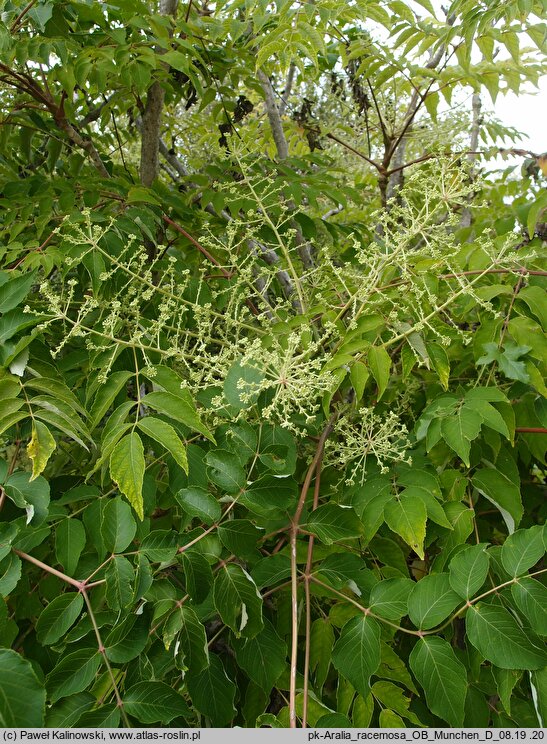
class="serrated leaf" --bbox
[408,573,461,630]
[205,449,246,493]
[101,496,137,554]
[233,620,287,691]
[384,494,426,559]
[511,578,547,635]
[109,432,145,520]
[449,544,490,599]
[0,553,22,596]
[466,604,547,670]
[0,649,45,726]
[440,407,482,466]
[104,614,148,663]
[178,550,213,604]
[105,556,134,610]
[217,519,262,559]
[472,467,523,535]
[223,359,264,410]
[36,593,84,645]
[140,530,178,562]
[310,619,335,690]
[55,519,86,576]
[332,616,381,698]
[176,487,220,525]
[213,564,263,639]
[0,271,36,314]
[167,605,209,673]
[501,525,545,576]
[477,342,531,383]
[4,471,50,525]
[303,504,362,544]
[186,654,236,726]
[409,637,467,727]
[371,680,421,724]
[89,371,132,430]
[427,343,450,389]
[27,421,56,480]
[123,681,190,724]
[142,391,214,441]
[138,416,188,473]
[45,693,95,728]
[251,553,291,589]
[46,648,102,703]
[0,523,19,562]
[367,346,391,400]
[369,578,414,621]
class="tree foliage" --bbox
[0,0,546,729]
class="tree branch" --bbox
[461,93,482,229]
[140,0,179,187]
[279,62,296,116]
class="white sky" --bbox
[491,78,546,156]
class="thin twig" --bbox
[10,0,38,32]
[289,417,336,728]
[302,456,324,728]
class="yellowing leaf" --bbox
[384,494,426,559]
[27,421,55,481]
[109,432,145,520]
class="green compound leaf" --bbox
[123,681,190,724]
[36,592,84,645]
[466,603,547,670]
[303,503,363,544]
[408,573,462,630]
[409,637,467,727]
[332,615,381,698]
[384,494,426,559]
[138,416,188,473]
[186,654,236,726]
[109,432,145,520]
[213,563,263,639]
[449,543,490,599]
[0,649,45,726]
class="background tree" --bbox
[0,0,545,729]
